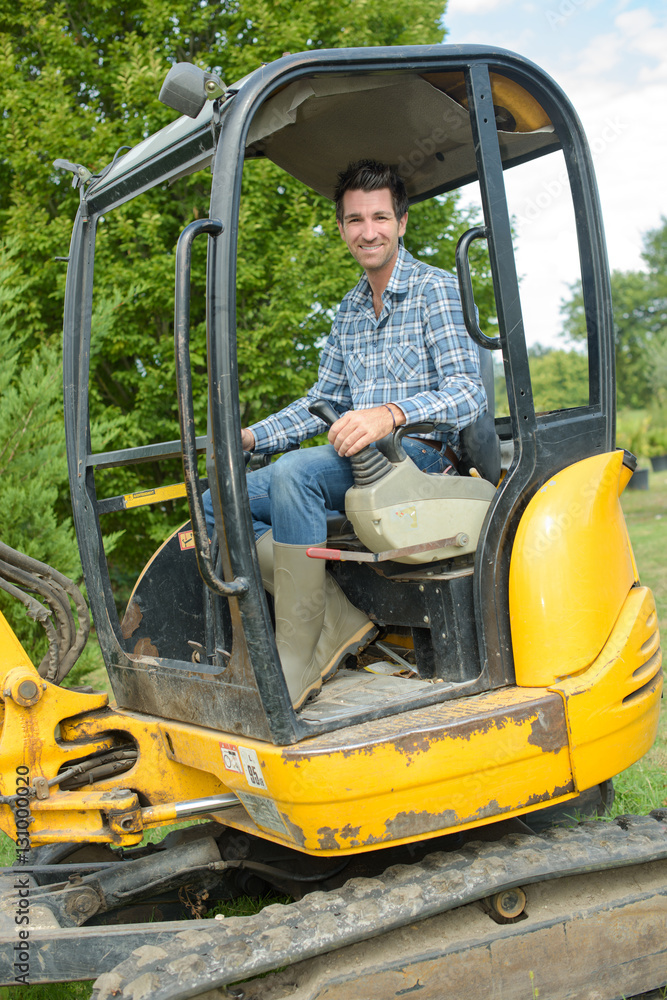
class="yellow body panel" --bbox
[164,687,576,852]
[551,585,662,792]
[510,451,637,686]
[0,674,577,852]
[0,642,226,845]
[0,499,660,854]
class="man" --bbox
[205,160,486,710]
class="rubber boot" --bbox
[315,575,378,681]
[256,531,377,682]
[255,530,274,594]
[273,540,326,710]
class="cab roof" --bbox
[83,46,561,213]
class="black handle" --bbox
[307,399,340,427]
[309,400,439,467]
[175,219,248,599]
[395,421,435,442]
[376,420,437,463]
[455,227,501,350]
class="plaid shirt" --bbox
[250,245,486,454]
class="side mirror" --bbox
[159,63,225,118]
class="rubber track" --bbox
[93,812,667,1000]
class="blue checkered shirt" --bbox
[250,245,486,454]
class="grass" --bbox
[621,468,667,626]
[0,467,665,997]
[0,987,92,1000]
[612,466,667,815]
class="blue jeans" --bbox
[203,439,453,545]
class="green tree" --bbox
[561,217,667,410]
[0,244,80,660]
[641,217,667,408]
[0,0,495,598]
[528,346,588,412]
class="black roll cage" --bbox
[62,44,614,745]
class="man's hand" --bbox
[328,403,405,456]
[241,427,256,451]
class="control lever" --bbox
[307,400,439,468]
[304,403,494,568]
[307,399,340,427]
[307,400,390,486]
[379,420,436,464]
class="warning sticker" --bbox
[239,746,268,790]
[236,791,287,835]
[178,529,195,551]
[392,505,418,528]
[219,741,243,774]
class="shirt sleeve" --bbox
[392,274,487,432]
[249,318,355,453]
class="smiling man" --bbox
[204,159,486,710]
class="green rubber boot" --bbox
[256,530,275,593]
[256,530,377,684]
[273,540,326,710]
[315,573,378,681]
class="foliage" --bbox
[646,417,667,456]
[0,242,80,660]
[561,216,667,410]
[0,983,92,1000]
[0,0,497,597]
[616,408,651,459]
[527,346,588,412]
[616,407,667,460]
[0,242,111,680]
[614,471,667,811]
[621,465,667,629]
[492,345,589,417]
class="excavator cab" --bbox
[0,44,664,997]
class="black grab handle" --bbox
[455,226,501,350]
[307,399,340,427]
[174,219,248,599]
[308,400,437,468]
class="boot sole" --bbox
[293,676,323,712]
[321,623,379,682]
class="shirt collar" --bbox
[384,243,414,298]
[349,243,415,308]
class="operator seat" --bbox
[459,348,501,485]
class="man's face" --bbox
[337,188,407,275]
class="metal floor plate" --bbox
[300,668,439,723]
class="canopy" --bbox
[247,71,559,200]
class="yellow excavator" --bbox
[0,43,664,999]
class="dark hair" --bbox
[334,160,408,223]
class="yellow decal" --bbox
[124,483,188,510]
[178,529,195,551]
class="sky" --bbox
[442,0,667,347]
